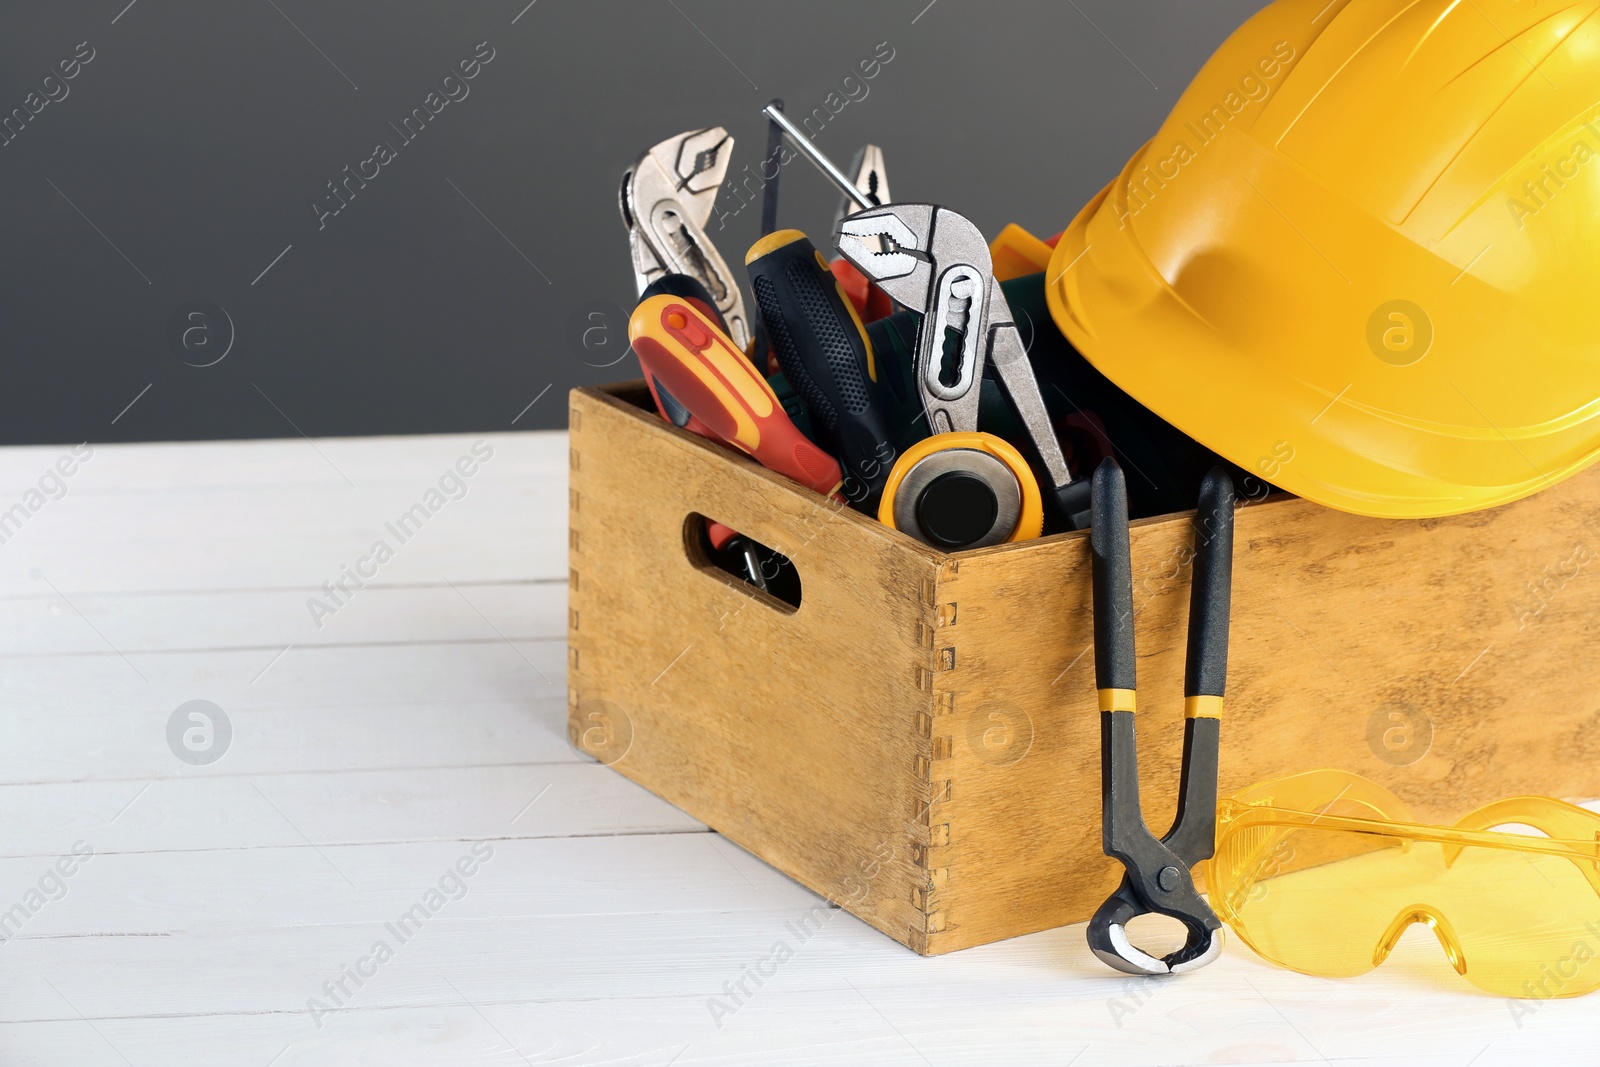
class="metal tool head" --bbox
[837,204,996,435]
[840,203,1084,511]
[1093,706,1225,975]
[620,127,751,352]
[836,204,933,298]
[619,128,731,235]
[836,203,995,298]
[1088,877,1223,976]
[831,144,890,235]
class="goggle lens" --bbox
[1209,774,1600,998]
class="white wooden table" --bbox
[1,431,1589,1066]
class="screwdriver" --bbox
[746,229,898,512]
[764,105,873,212]
[750,99,786,376]
[637,274,735,443]
[629,294,845,500]
[634,274,755,568]
[763,105,899,320]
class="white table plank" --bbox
[0,764,702,860]
[0,834,792,938]
[0,918,1583,1065]
[0,429,1583,1067]
[0,1010,1569,1067]
[0,432,564,493]
[2,640,571,784]
[0,433,568,594]
[0,581,563,656]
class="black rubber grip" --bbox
[747,231,895,512]
[1167,714,1220,862]
[1091,458,1136,693]
[1184,466,1235,699]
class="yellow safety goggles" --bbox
[1205,770,1600,999]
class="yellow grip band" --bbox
[744,228,807,264]
[1098,688,1137,713]
[1185,695,1224,719]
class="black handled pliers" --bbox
[1087,459,1235,976]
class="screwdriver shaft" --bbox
[762,104,874,212]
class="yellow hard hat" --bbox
[1046,0,1600,518]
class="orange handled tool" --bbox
[633,275,741,551]
[629,294,844,499]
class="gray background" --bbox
[0,0,1266,445]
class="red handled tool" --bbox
[635,275,741,552]
[830,259,896,323]
[629,294,844,500]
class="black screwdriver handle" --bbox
[746,229,895,513]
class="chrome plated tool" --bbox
[837,203,1092,530]
[762,104,872,212]
[620,128,752,353]
[832,143,889,235]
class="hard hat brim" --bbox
[1045,141,1600,520]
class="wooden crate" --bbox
[566,381,1600,955]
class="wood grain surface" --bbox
[572,383,1600,957]
[7,424,1594,1065]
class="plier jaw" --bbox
[1089,875,1223,976]
[834,205,933,304]
[619,127,752,353]
[835,203,1087,525]
[1087,459,1236,977]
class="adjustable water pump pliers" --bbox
[620,127,752,354]
[1088,459,1235,975]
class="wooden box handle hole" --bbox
[683,513,803,612]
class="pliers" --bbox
[1088,458,1235,975]
[619,127,752,353]
[835,203,1091,529]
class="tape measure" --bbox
[877,432,1044,549]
